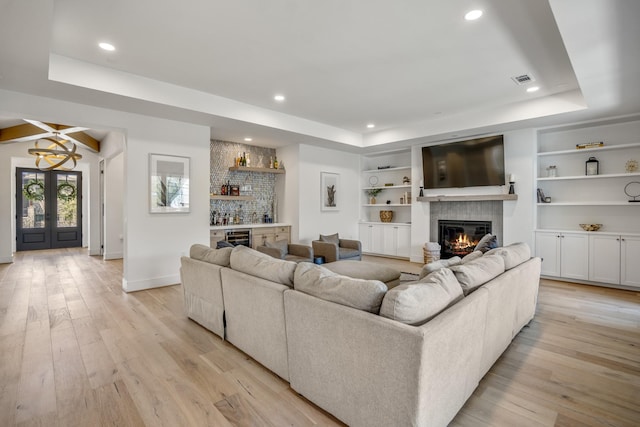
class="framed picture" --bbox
[321,172,339,211]
[149,154,190,213]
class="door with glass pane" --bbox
[16,168,82,251]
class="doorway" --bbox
[16,168,83,251]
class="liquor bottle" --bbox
[246,153,251,167]
[269,156,274,168]
[273,156,279,169]
[241,152,246,166]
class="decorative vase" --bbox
[370,196,376,204]
[380,210,393,222]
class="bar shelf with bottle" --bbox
[228,166,285,174]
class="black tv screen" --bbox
[422,135,505,189]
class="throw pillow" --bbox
[485,242,531,270]
[319,233,340,245]
[230,245,297,287]
[265,239,289,259]
[294,262,387,313]
[190,244,232,266]
[216,240,234,249]
[474,233,498,253]
[418,256,461,279]
[380,268,464,326]
[450,255,505,295]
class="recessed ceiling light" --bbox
[526,86,540,93]
[464,10,483,21]
[367,123,375,129]
[274,94,285,102]
[98,42,115,51]
[244,137,252,142]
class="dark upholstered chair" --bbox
[257,240,313,263]
[311,233,362,263]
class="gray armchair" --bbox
[312,234,362,263]
[257,241,313,263]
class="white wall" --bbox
[102,131,126,260]
[502,128,536,247]
[276,144,300,241]
[0,89,210,292]
[297,144,361,244]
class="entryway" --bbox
[16,168,82,251]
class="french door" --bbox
[16,168,82,251]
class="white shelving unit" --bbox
[534,117,640,289]
[360,149,412,258]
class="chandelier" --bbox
[28,133,82,171]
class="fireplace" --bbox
[438,220,491,259]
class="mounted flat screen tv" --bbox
[422,135,505,189]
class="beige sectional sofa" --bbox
[180,242,541,427]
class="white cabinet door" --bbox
[535,232,561,277]
[560,233,589,281]
[371,224,385,254]
[589,234,621,285]
[396,225,411,258]
[359,223,373,253]
[621,236,640,287]
[382,225,396,255]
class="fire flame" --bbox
[451,234,477,251]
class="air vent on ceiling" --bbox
[511,74,535,85]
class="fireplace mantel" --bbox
[417,194,518,202]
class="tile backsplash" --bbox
[210,140,278,225]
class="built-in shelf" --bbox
[228,166,285,174]
[537,172,640,181]
[417,194,518,202]
[537,201,639,206]
[363,184,411,190]
[210,195,254,201]
[363,204,412,207]
[537,142,640,157]
[363,166,411,173]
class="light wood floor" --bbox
[0,249,638,426]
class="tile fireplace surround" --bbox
[429,201,503,248]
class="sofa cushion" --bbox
[294,262,387,313]
[320,233,340,245]
[450,255,505,295]
[485,242,531,270]
[324,260,400,284]
[265,239,288,259]
[339,247,361,259]
[474,233,498,253]
[189,244,232,266]
[419,256,461,279]
[379,268,464,326]
[230,245,297,287]
[461,250,483,264]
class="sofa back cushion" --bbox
[190,244,232,266]
[419,256,461,279]
[450,255,505,295]
[294,262,387,313]
[230,245,297,287]
[485,242,531,270]
[380,268,464,325]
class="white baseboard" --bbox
[122,274,180,293]
[104,252,123,260]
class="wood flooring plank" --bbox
[14,321,56,424]
[0,332,25,426]
[78,338,120,389]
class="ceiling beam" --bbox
[0,120,100,152]
[0,123,49,143]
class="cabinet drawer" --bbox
[253,227,276,235]
[210,230,224,239]
[276,226,289,233]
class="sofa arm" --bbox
[339,238,361,252]
[288,244,313,261]
[312,240,339,263]
[257,246,283,259]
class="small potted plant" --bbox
[365,188,384,204]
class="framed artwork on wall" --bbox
[321,172,339,211]
[149,154,190,213]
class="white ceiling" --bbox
[1,0,639,150]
